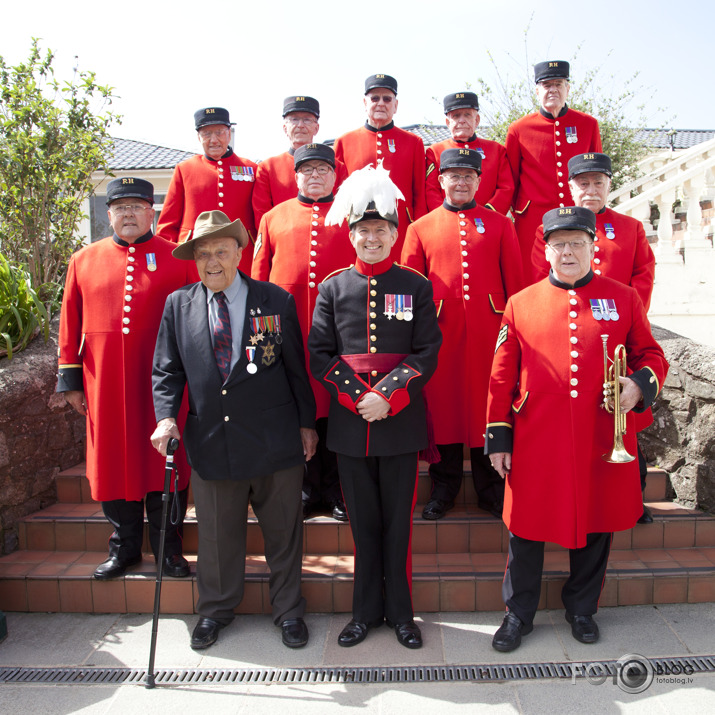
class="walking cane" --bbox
[145,437,180,689]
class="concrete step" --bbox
[1,547,713,615]
[54,463,673,506]
[17,499,713,556]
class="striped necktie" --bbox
[213,291,232,381]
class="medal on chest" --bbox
[245,346,258,373]
[387,139,396,153]
[474,218,486,234]
[385,294,413,321]
[231,166,255,182]
[590,298,619,322]
[604,223,616,239]
[565,127,578,144]
[146,253,157,272]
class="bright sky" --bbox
[2,0,712,161]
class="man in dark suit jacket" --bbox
[151,210,317,651]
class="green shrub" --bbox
[0,252,49,359]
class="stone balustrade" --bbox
[609,138,715,347]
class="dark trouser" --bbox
[503,532,612,627]
[428,443,504,506]
[102,487,188,562]
[191,466,305,625]
[637,442,647,492]
[302,417,341,506]
[338,452,418,625]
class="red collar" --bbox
[355,257,393,276]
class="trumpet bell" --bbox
[602,436,636,464]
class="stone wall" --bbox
[642,326,715,512]
[0,316,85,555]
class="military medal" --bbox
[565,127,578,144]
[231,166,241,181]
[395,294,404,321]
[384,294,395,320]
[606,299,619,321]
[146,253,157,272]
[273,314,283,344]
[477,148,486,159]
[474,218,486,234]
[246,346,257,373]
[605,223,616,239]
[387,139,396,153]
[590,299,603,321]
[404,295,413,321]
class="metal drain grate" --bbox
[2,656,713,686]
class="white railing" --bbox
[609,138,715,347]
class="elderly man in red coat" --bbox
[425,92,513,214]
[252,96,347,228]
[333,74,427,258]
[506,61,602,279]
[486,206,668,652]
[156,107,257,274]
[252,143,355,521]
[58,178,196,580]
[531,152,657,523]
[402,148,523,520]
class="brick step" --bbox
[55,464,671,506]
[18,500,713,556]
[1,547,713,615]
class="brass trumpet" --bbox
[601,334,635,463]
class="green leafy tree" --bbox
[473,29,656,191]
[0,39,120,306]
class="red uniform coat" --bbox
[156,150,257,274]
[402,202,524,446]
[506,107,602,278]
[532,207,657,432]
[251,150,348,228]
[333,122,427,257]
[251,195,355,418]
[425,136,514,215]
[58,234,195,501]
[485,273,668,549]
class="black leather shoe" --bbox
[338,619,382,647]
[565,613,599,643]
[93,555,142,580]
[422,498,454,520]
[478,500,504,518]
[331,500,349,522]
[162,554,190,578]
[281,617,309,648]
[190,617,225,650]
[637,504,653,524]
[393,620,422,649]
[492,612,533,652]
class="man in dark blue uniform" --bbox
[309,166,441,649]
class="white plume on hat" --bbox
[326,161,405,227]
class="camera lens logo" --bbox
[616,654,654,693]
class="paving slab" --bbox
[0,613,120,667]
[1,607,713,714]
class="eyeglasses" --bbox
[442,172,478,184]
[546,240,590,252]
[198,128,229,139]
[285,116,317,126]
[297,164,332,176]
[110,204,153,215]
[367,95,394,103]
